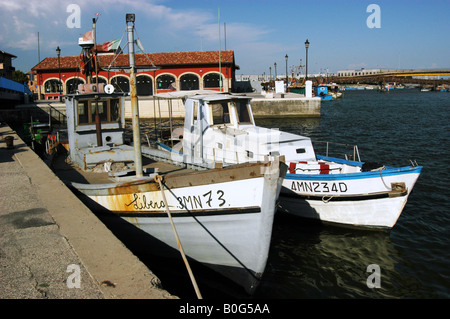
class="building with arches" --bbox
[32,50,238,100]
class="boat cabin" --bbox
[64,92,135,171]
[181,93,317,165]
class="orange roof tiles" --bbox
[33,50,235,71]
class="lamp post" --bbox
[274,62,277,80]
[304,39,309,80]
[285,54,288,90]
[56,46,62,99]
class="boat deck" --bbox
[51,152,193,185]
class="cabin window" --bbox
[91,101,108,122]
[192,101,199,125]
[235,101,252,124]
[296,148,306,154]
[78,101,89,124]
[210,102,231,126]
[77,98,121,125]
[110,99,120,122]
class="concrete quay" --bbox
[30,91,321,121]
[0,123,175,299]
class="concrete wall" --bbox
[251,96,321,118]
[35,94,321,120]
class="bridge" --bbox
[0,76,33,108]
[330,68,450,86]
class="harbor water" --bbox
[120,89,449,299]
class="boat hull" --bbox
[278,166,422,229]
[71,160,284,293]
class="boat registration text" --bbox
[290,181,348,193]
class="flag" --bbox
[82,30,93,42]
[101,39,121,51]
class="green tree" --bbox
[12,70,29,84]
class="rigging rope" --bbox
[155,175,203,299]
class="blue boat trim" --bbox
[156,141,182,154]
[286,165,422,181]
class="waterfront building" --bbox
[31,48,238,100]
[0,50,17,80]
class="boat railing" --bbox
[313,140,361,162]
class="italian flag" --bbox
[101,39,121,51]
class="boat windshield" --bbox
[77,98,121,125]
[234,100,253,125]
[210,102,231,126]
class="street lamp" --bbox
[56,46,62,98]
[305,39,309,80]
[285,54,288,90]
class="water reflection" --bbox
[256,214,435,298]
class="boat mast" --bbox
[218,7,222,92]
[126,13,143,178]
[93,16,102,147]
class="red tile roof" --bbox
[32,50,235,71]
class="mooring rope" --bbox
[155,175,202,299]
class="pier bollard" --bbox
[4,136,14,149]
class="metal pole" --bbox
[218,8,222,92]
[93,18,102,147]
[285,54,288,92]
[57,48,62,99]
[305,39,309,81]
[127,14,143,178]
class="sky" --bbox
[1,0,449,76]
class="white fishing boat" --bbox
[46,14,285,295]
[153,84,422,230]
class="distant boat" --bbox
[385,83,395,91]
[315,85,333,101]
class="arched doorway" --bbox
[156,74,176,90]
[203,73,223,89]
[44,79,62,94]
[111,76,130,93]
[66,78,85,94]
[180,73,199,91]
[137,75,153,96]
